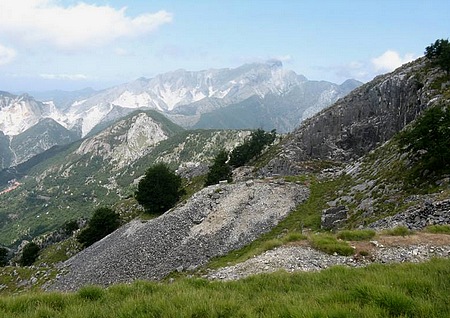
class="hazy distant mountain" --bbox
[62,61,361,136]
[0,92,76,168]
[0,92,66,136]
[0,61,361,169]
[192,80,358,132]
[25,88,97,111]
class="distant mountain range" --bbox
[0,61,361,169]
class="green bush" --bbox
[77,207,120,247]
[135,163,184,214]
[19,242,40,266]
[310,234,354,256]
[337,229,376,241]
[424,224,450,234]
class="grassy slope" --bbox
[0,258,449,317]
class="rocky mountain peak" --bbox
[262,57,444,176]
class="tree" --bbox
[0,247,8,267]
[399,104,450,182]
[205,150,233,186]
[77,207,121,247]
[20,242,40,266]
[425,39,450,75]
[229,129,277,167]
[135,163,184,214]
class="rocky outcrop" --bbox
[369,199,450,230]
[321,206,348,230]
[262,58,443,176]
[206,243,450,281]
[49,179,308,291]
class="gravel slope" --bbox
[50,180,308,291]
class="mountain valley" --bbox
[0,51,449,316]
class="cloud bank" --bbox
[0,0,173,50]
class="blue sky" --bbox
[0,0,448,92]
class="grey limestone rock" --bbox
[261,58,442,176]
[49,180,308,291]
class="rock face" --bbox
[369,199,450,230]
[49,180,308,291]
[321,206,348,230]
[262,58,439,176]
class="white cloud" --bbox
[0,44,16,65]
[40,73,89,80]
[371,50,415,72]
[0,0,173,50]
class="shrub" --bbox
[424,224,450,234]
[77,207,120,247]
[135,163,184,214]
[20,242,40,266]
[310,234,354,256]
[337,229,376,241]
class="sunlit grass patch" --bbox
[337,229,376,241]
[310,233,355,256]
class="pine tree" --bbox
[205,150,233,186]
[135,163,183,214]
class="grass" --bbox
[383,226,413,237]
[310,233,355,256]
[424,225,450,234]
[0,258,449,317]
[337,229,376,241]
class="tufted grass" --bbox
[383,226,413,236]
[337,229,376,241]
[310,233,355,256]
[424,225,450,234]
[0,258,449,317]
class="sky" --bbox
[0,0,449,92]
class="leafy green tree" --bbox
[399,104,450,182]
[135,163,184,214]
[425,39,450,75]
[229,129,276,167]
[77,207,121,247]
[20,242,40,266]
[205,150,233,186]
